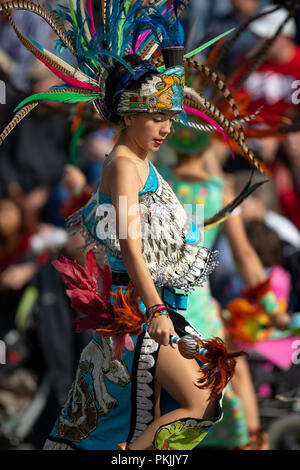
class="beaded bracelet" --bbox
[146,304,169,325]
[147,310,169,326]
[146,304,166,317]
[152,309,169,319]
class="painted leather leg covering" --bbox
[153,393,224,450]
[153,418,212,450]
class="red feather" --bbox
[112,334,134,360]
[52,250,115,333]
[194,337,247,400]
[52,250,144,358]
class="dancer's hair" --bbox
[104,54,159,124]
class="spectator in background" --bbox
[217,220,291,308]
[0,60,69,225]
[211,169,300,310]
[0,192,68,336]
[44,125,115,227]
[0,193,90,448]
[234,170,300,252]
[79,127,115,186]
[0,196,38,339]
[270,131,300,232]
[0,194,40,449]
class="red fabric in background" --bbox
[271,160,300,231]
[278,190,300,231]
[0,232,33,272]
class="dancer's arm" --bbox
[223,186,290,329]
[223,187,266,287]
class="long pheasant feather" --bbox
[79,0,92,43]
[210,4,282,72]
[204,171,269,229]
[36,57,99,91]
[0,102,38,145]
[6,12,98,87]
[0,0,76,55]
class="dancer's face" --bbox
[124,111,175,153]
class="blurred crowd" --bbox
[0,0,300,450]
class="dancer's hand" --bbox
[62,164,87,194]
[270,312,291,331]
[0,263,38,291]
[147,316,176,347]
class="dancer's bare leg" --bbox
[230,355,260,431]
[226,335,260,432]
[128,343,217,450]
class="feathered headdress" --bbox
[0,0,272,175]
[0,1,189,137]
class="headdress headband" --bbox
[112,62,158,114]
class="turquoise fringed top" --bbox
[98,159,201,271]
[98,159,157,271]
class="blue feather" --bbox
[131,2,185,52]
[55,3,69,11]
[53,39,67,53]
[50,84,73,90]
[49,0,187,79]
[178,110,190,127]
[132,18,163,53]
[54,8,73,25]
[26,35,44,52]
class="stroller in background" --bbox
[247,337,300,450]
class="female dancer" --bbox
[0,0,269,450]
[45,54,228,450]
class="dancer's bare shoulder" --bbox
[100,155,140,197]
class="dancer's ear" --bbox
[124,114,135,128]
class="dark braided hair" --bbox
[104,54,159,124]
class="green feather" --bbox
[69,122,85,166]
[14,91,99,112]
[69,0,79,33]
[157,28,235,72]
[185,28,235,58]
[117,0,131,55]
